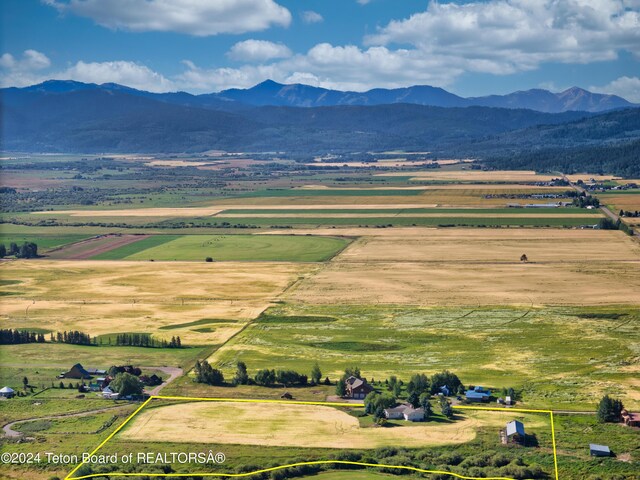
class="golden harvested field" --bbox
[120,401,547,449]
[378,170,558,182]
[599,194,640,211]
[0,261,314,344]
[287,229,640,306]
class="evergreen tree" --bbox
[234,361,249,385]
[311,362,322,384]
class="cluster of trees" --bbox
[110,372,144,396]
[193,360,225,386]
[0,242,38,258]
[598,217,634,236]
[109,333,182,348]
[50,330,93,346]
[572,194,600,208]
[380,370,464,398]
[0,329,46,344]
[619,210,640,218]
[255,369,308,387]
[232,361,327,388]
[597,395,624,423]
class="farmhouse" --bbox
[102,386,120,400]
[465,386,491,403]
[621,409,640,427]
[0,386,15,398]
[383,404,425,422]
[589,444,611,457]
[345,376,374,399]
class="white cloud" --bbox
[301,10,323,24]
[45,0,291,36]
[590,76,640,103]
[356,0,371,5]
[58,60,175,92]
[365,0,640,75]
[0,49,52,87]
[227,39,292,62]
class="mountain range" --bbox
[7,79,636,113]
[1,79,638,164]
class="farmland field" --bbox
[209,304,640,410]
[120,400,550,449]
[287,230,640,306]
[99,234,350,262]
[0,260,315,345]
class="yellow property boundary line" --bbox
[65,396,560,480]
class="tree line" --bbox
[0,242,38,258]
[0,329,46,344]
[193,360,328,388]
[108,333,182,349]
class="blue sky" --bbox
[1,0,639,101]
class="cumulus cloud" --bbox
[227,39,292,62]
[58,60,175,92]
[590,76,640,103]
[0,49,52,87]
[44,0,291,36]
[301,11,323,24]
[366,0,640,75]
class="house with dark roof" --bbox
[621,409,640,427]
[345,376,374,399]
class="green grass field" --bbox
[90,234,176,259]
[103,234,350,262]
[0,233,91,250]
[208,305,640,410]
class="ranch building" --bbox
[621,409,640,427]
[383,404,425,422]
[345,376,374,399]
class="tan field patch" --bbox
[286,229,640,306]
[0,261,314,344]
[335,229,640,263]
[378,170,557,182]
[32,207,225,217]
[565,174,619,182]
[599,194,640,212]
[145,160,219,167]
[288,260,640,306]
[120,401,546,449]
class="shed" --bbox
[589,444,611,457]
[506,420,525,438]
[0,386,15,398]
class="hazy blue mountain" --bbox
[4,80,634,113]
[216,80,633,112]
[2,83,604,153]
